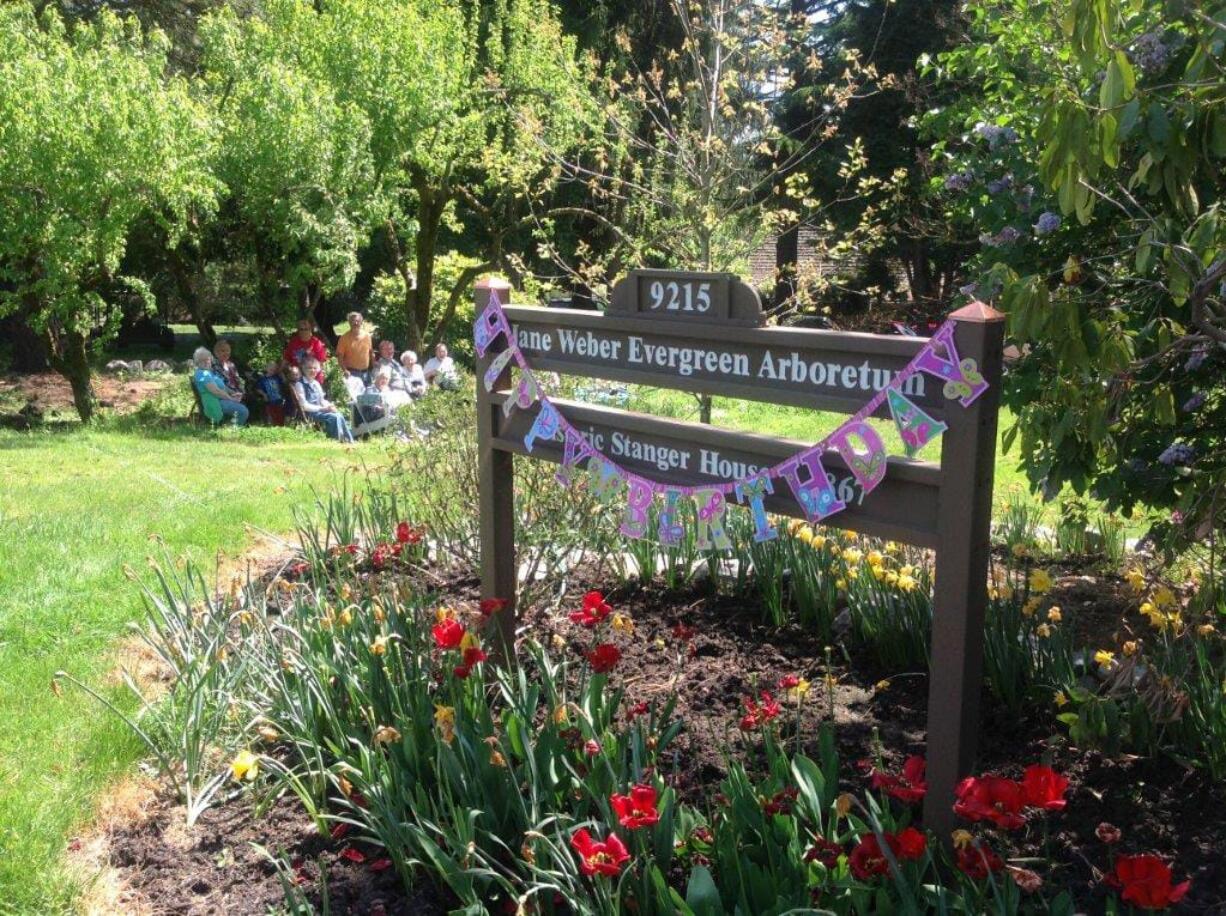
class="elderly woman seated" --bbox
[398,349,427,397]
[291,356,355,443]
[192,347,248,425]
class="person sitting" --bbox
[291,355,354,442]
[283,318,328,382]
[373,339,408,389]
[423,342,458,390]
[212,339,244,398]
[336,311,373,380]
[255,361,287,426]
[192,347,248,426]
[368,366,411,410]
[398,349,427,398]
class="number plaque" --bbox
[608,269,763,327]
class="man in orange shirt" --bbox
[336,311,373,379]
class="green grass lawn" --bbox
[0,419,377,912]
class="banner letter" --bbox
[777,448,845,523]
[914,324,989,406]
[620,476,654,540]
[524,402,561,453]
[887,388,946,458]
[734,472,777,542]
[482,347,515,392]
[657,487,685,546]
[693,488,732,551]
[829,421,887,494]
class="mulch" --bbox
[101,562,1226,913]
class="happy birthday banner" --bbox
[475,290,988,545]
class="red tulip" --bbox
[479,597,508,617]
[762,788,798,816]
[586,643,621,673]
[804,837,843,869]
[848,829,926,880]
[395,522,423,545]
[956,843,1005,880]
[870,755,927,804]
[953,775,1028,830]
[779,673,801,690]
[1107,855,1191,910]
[610,784,660,830]
[369,857,393,872]
[671,621,697,641]
[432,618,465,650]
[1020,764,1068,811]
[453,646,488,679]
[569,591,613,627]
[340,847,366,863]
[625,701,649,721]
[570,828,629,877]
[738,691,783,731]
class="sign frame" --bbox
[474,273,1005,838]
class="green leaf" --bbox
[684,865,723,916]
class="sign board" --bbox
[474,270,1005,838]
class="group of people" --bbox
[191,312,460,442]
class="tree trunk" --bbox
[169,251,216,348]
[428,262,492,350]
[2,316,50,372]
[774,223,799,309]
[45,327,95,422]
[407,180,446,353]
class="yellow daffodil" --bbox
[338,606,354,627]
[841,529,858,542]
[884,570,899,586]
[1022,597,1042,617]
[871,564,887,582]
[811,534,827,549]
[952,829,973,849]
[1010,542,1029,558]
[835,578,847,590]
[1122,640,1138,657]
[370,635,388,656]
[875,679,890,691]
[867,549,884,567]
[551,633,567,652]
[1153,586,1177,610]
[786,678,811,702]
[797,526,814,545]
[842,548,863,565]
[338,775,353,797]
[460,631,482,652]
[1094,650,1116,669]
[1029,568,1054,594]
[374,725,401,745]
[896,573,917,592]
[552,705,569,725]
[435,606,457,623]
[373,603,386,624]
[339,583,352,602]
[1125,567,1145,593]
[434,705,456,745]
[257,726,279,743]
[900,564,915,577]
[490,750,507,768]
[611,612,635,635]
[1054,690,1068,708]
[885,541,901,554]
[230,750,259,782]
[1047,607,1062,623]
[1197,623,1216,637]
[1036,624,1052,638]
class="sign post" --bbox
[474,269,1004,836]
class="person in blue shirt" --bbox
[192,347,248,426]
[292,356,354,442]
[255,361,286,425]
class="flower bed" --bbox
[82,492,1226,914]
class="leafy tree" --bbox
[198,6,382,334]
[0,6,217,419]
[925,0,1226,549]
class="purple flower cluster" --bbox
[986,173,1014,195]
[973,122,1019,148]
[1182,392,1206,413]
[1185,347,1209,372]
[944,170,974,192]
[1158,442,1195,467]
[980,226,1022,247]
[1130,31,1171,74]
[1034,212,1061,236]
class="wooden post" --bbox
[474,277,518,660]
[922,301,1006,840]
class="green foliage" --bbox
[923,0,1226,548]
[0,5,218,415]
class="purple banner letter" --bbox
[776,448,845,523]
[734,471,777,542]
[915,323,988,406]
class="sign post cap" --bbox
[475,276,513,291]
[949,300,1005,323]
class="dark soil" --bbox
[107,791,447,915]
[103,561,1226,913]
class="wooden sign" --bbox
[474,271,1005,839]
